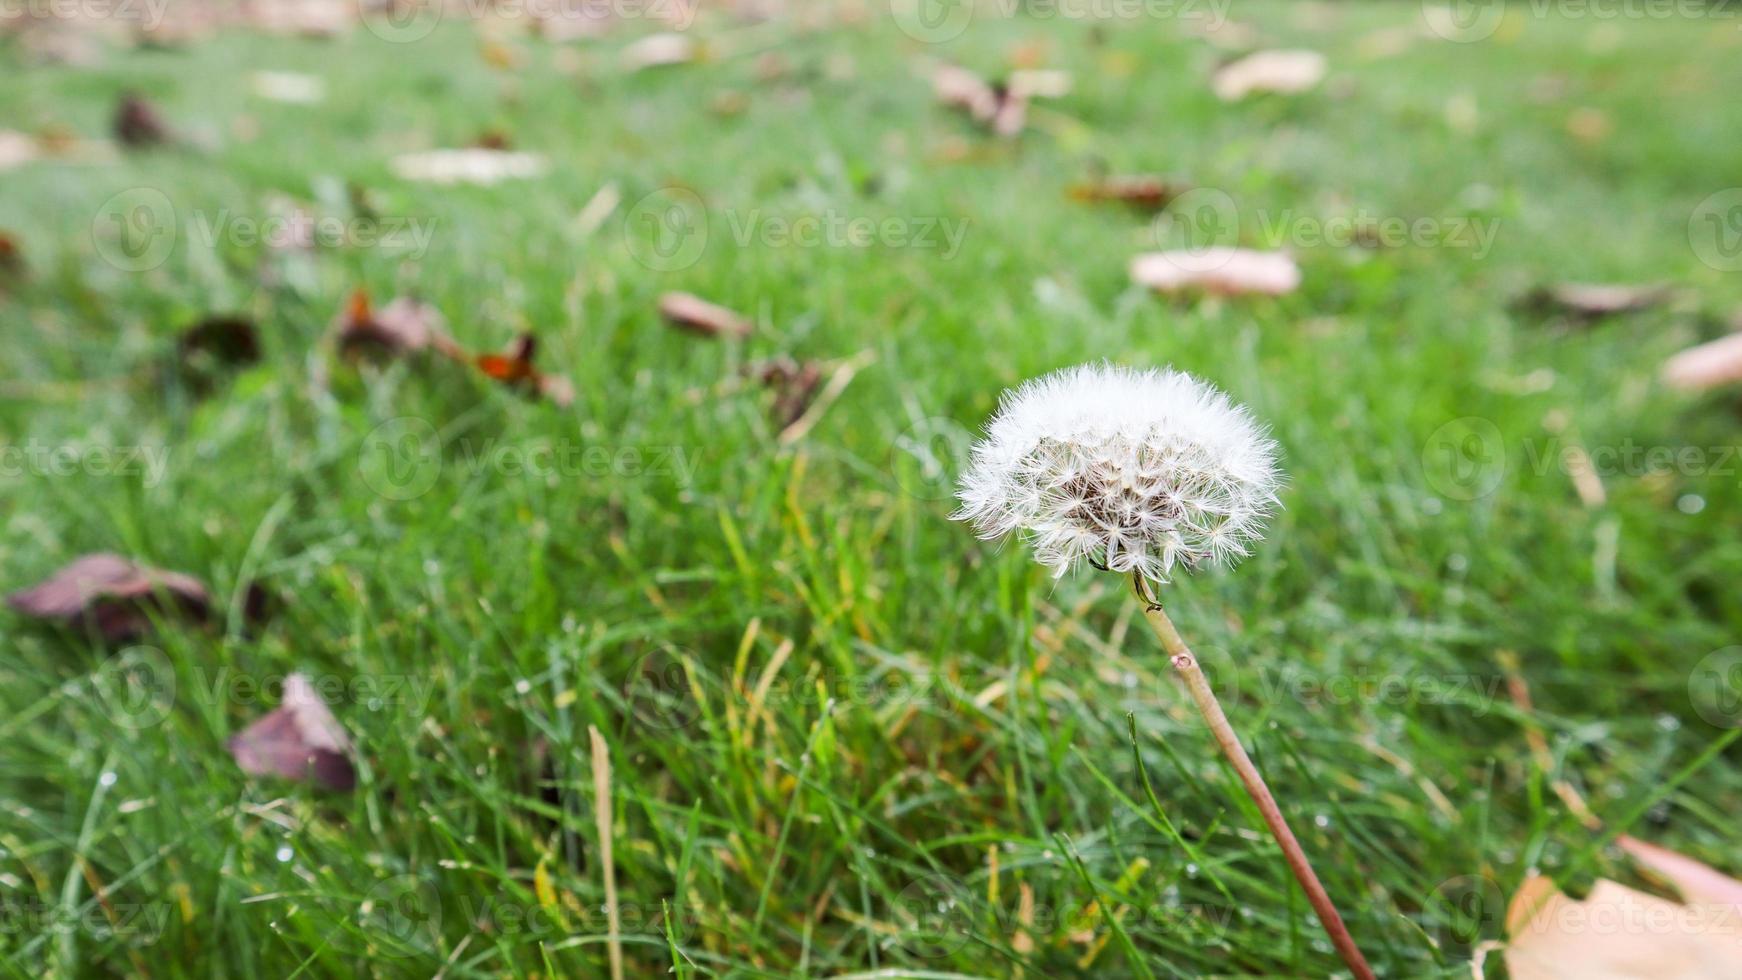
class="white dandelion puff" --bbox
[954,363,1282,580]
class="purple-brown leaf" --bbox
[113,92,170,148]
[228,673,357,792]
[333,290,457,360]
[7,553,210,642]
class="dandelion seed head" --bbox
[954,363,1282,580]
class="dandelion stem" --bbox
[1134,575,1374,980]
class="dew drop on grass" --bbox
[98,771,117,788]
[514,679,532,695]
[1677,494,1705,514]
[1656,714,1680,731]
[275,846,293,863]
[1314,814,1330,829]
[1185,863,1198,878]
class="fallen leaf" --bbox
[390,148,548,185]
[748,357,824,429]
[1618,836,1742,907]
[250,71,325,105]
[1503,871,1742,979]
[1130,248,1301,296]
[7,554,210,642]
[178,314,261,382]
[1068,175,1190,211]
[472,128,513,151]
[333,290,457,360]
[933,64,1066,137]
[1212,50,1327,101]
[477,334,576,406]
[0,231,22,277]
[113,92,170,147]
[0,130,40,172]
[228,673,357,792]
[621,32,697,72]
[1664,330,1742,392]
[659,292,752,339]
[250,0,352,38]
[1519,283,1673,321]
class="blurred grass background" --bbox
[1,2,1741,976]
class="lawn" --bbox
[2,2,1741,976]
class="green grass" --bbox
[3,3,1742,976]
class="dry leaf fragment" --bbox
[250,71,325,105]
[1130,248,1301,296]
[747,357,824,429]
[1068,175,1189,211]
[1521,283,1673,321]
[476,334,576,406]
[1212,50,1327,101]
[113,92,170,147]
[0,231,22,277]
[621,32,697,72]
[250,0,353,38]
[1504,872,1742,979]
[1663,331,1742,391]
[179,314,261,381]
[228,673,357,792]
[1618,836,1742,907]
[7,554,210,642]
[659,292,752,339]
[0,130,40,172]
[333,290,456,360]
[390,148,548,185]
[933,64,1066,138]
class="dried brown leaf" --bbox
[1212,50,1327,101]
[333,290,456,360]
[390,148,547,185]
[1130,248,1301,296]
[621,32,697,72]
[7,553,210,642]
[660,292,752,339]
[1068,175,1190,211]
[113,92,170,147]
[1663,331,1742,392]
[228,673,357,792]
[1521,283,1673,321]
[1504,872,1742,979]
[178,314,261,387]
[476,334,576,406]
